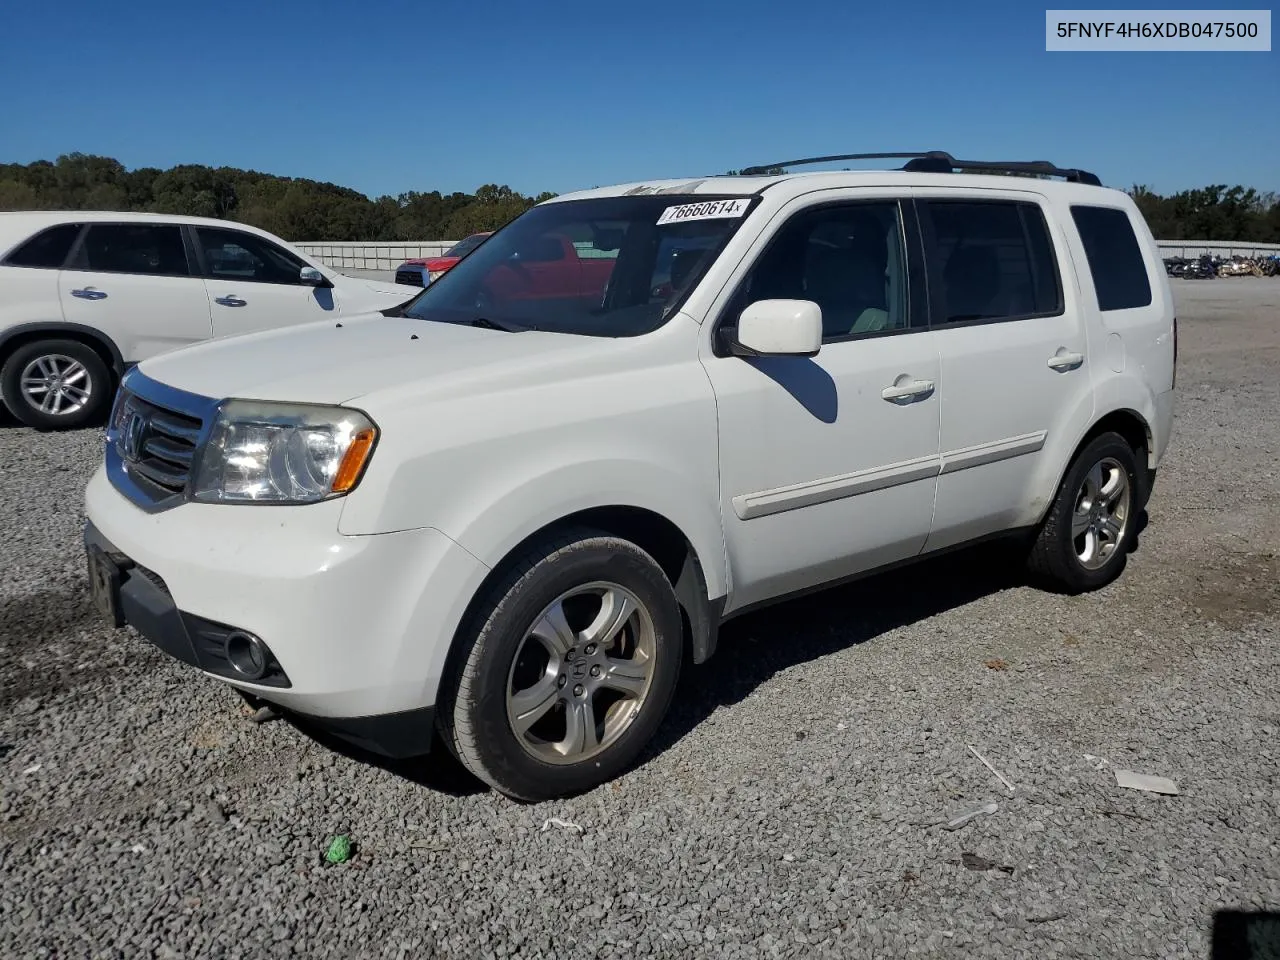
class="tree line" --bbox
[1,153,1277,243]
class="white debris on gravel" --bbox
[1,279,1279,958]
[1115,770,1181,795]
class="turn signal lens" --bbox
[332,427,377,493]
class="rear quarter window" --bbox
[4,223,82,269]
[1070,205,1153,311]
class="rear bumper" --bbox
[1154,388,1175,464]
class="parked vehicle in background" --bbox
[395,232,492,286]
[1253,255,1280,277]
[84,151,1176,802]
[1164,255,1217,279]
[0,212,415,429]
[1218,256,1256,277]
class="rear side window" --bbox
[74,224,191,277]
[922,200,1062,325]
[1070,205,1153,311]
[4,223,82,268]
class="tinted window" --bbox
[1071,205,1153,311]
[195,227,308,284]
[924,201,1062,324]
[730,202,911,341]
[5,223,82,268]
[77,224,190,276]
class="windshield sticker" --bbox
[656,198,750,225]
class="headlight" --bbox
[191,400,378,504]
[428,269,446,282]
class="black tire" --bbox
[0,339,112,430]
[1027,432,1142,593]
[438,528,682,802]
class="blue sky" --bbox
[1,0,1275,198]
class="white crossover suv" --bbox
[0,211,413,429]
[83,152,1177,801]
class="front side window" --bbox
[195,227,308,285]
[75,224,190,277]
[400,195,756,337]
[923,200,1062,324]
[1070,205,1153,311]
[5,223,82,269]
[726,201,912,342]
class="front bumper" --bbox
[83,466,489,756]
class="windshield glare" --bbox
[402,195,755,336]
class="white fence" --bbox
[296,239,1280,275]
[1153,240,1280,258]
[294,242,460,274]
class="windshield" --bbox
[400,195,756,336]
[444,234,488,258]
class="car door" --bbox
[700,194,942,613]
[58,222,212,362]
[192,226,336,339]
[913,191,1094,552]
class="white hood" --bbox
[136,313,624,407]
[345,274,417,299]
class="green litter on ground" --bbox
[324,835,353,864]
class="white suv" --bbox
[82,153,1177,801]
[0,212,413,429]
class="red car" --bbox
[395,232,491,286]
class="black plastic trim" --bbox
[740,151,1102,185]
[721,527,1035,624]
[0,321,126,375]
[283,707,437,760]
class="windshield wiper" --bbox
[471,316,530,332]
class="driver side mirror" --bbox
[299,266,326,286]
[731,299,823,357]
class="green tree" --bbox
[0,155,1275,243]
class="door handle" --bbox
[1047,351,1084,371]
[214,295,247,307]
[881,378,936,403]
[71,288,107,300]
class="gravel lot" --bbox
[2,279,1278,959]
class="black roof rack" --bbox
[739,150,1102,186]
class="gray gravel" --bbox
[2,279,1278,959]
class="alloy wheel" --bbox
[505,581,656,765]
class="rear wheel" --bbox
[439,529,682,802]
[0,339,112,430]
[1026,432,1141,593]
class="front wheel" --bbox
[1026,432,1141,593]
[439,529,683,802]
[0,339,112,430]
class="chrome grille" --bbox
[116,395,202,496]
[105,372,219,512]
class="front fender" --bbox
[439,457,729,601]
